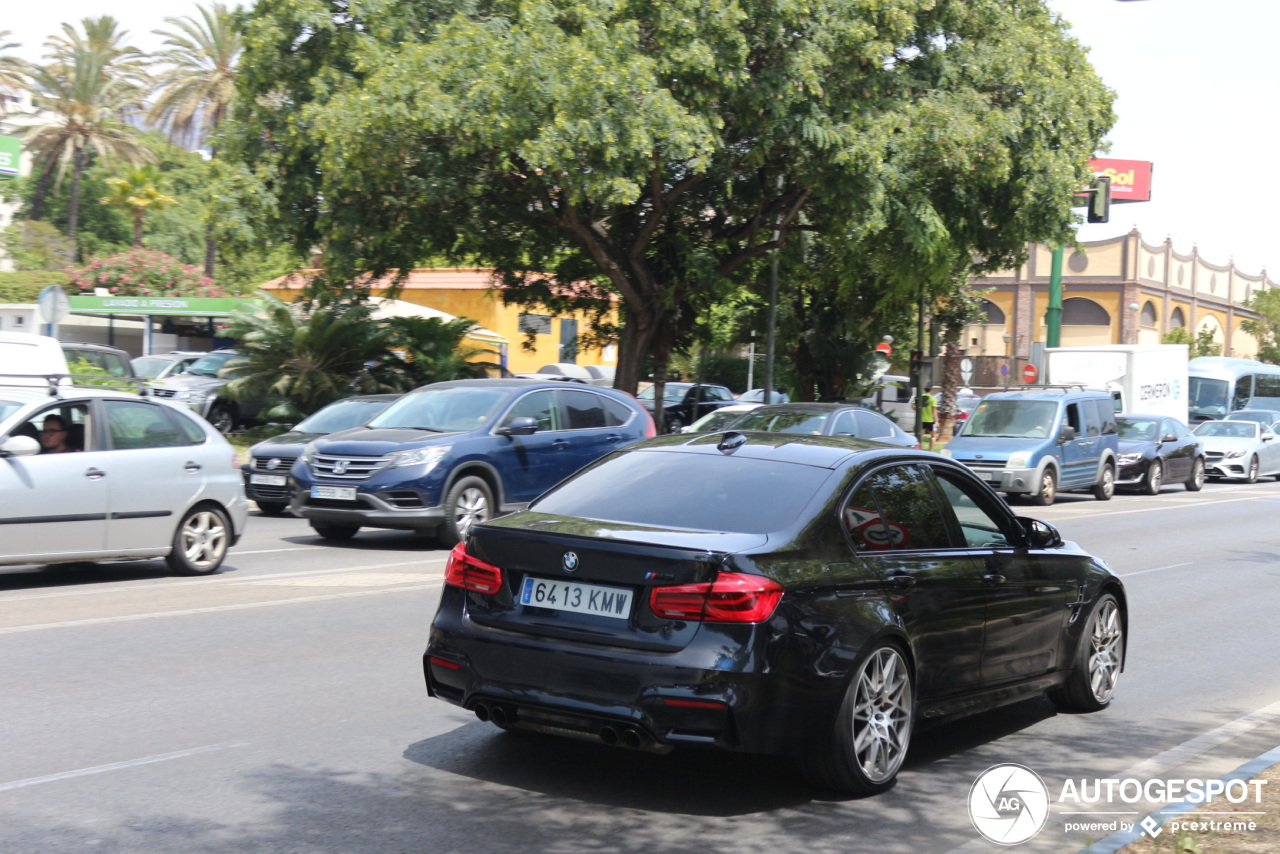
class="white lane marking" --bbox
[226,547,322,556]
[0,582,443,634]
[0,741,253,793]
[1041,490,1280,520]
[1119,562,1193,578]
[249,572,430,588]
[943,698,1280,853]
[0,559,446,602]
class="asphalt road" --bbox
[2,480,1279,854]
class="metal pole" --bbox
[763,175,784,406]
[1047,244,1064,348]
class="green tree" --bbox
[0,221,75,270]
[221,291,395,419]
[100,165,177,247]
[226,0,1113,396]
[0,30,29,101]
[1240,291,1280,362]
[379,315,498,389]
[1163,326,1224,360]
[19,18,153,254]
[149,2,243,276]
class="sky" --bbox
[5,0,1279,277]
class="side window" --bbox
[842,465,951,552]
[104,400,191,449]
[560,389,607,429]
[22,402,92,452]
[598,396,633,428]
[712,387,734,402]
[934,471,1012,548]
[101,353,130,377]
[855,410,893,439]
[1089,399,1114,435]
[501,390,559,431]
[1255,374,1280,400]
[1065,402,1084,437]
[830,410,857,436]
[169,408,209,444]
[1233,376,1253,410]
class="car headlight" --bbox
[385,444,451,471]
[938,448,952,457]
[1118,452,1144,465]
[1224,449,1247,458]
[1006,452,1030,468]
[177,389,208,402]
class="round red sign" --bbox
[1022,364,1039,383]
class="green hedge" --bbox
[0,271,72,303]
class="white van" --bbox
[0,332,71,389]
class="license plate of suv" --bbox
[311,485,357,500]
[519,576,633,619]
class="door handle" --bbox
[606,434,623,444]
[983,573,1007,586]
[552,440,571,450]
[886,574,916,589]
[184,462,203,472]
[85,468,106,480]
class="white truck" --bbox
[1043,344,1189,421]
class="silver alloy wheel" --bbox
[453,485,492,535]
[1034,470,1056,505]
[1088,598,1124,704]
[1145,460,1163,495]
[178,509,228,570]
[1094,464,1115,499]
[1247,456,1259,483]
[850,646,914,785]
[1187,458,1205,491]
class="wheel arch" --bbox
[441,461,505,509]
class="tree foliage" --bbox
[226,0,1113,392]
[1240,290,1280,363]
[1162,325,1224,360]
[66,248,227,297]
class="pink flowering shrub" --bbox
[65,250,229,298]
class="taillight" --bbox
[643,410,657,438]
[649,572,783,623]
[444,542,504,594]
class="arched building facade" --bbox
[963,229,1274,361]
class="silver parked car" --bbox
[1192,419,1280,483]
[0,387,248,574]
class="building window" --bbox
[1170,307,1186,329]
[1140,301,1158,328]
[979,300,1006,324]
[518,313,552,335]
[1060,298,1111,326]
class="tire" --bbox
[1092,464,1115,501]
[1142,460,1163,496]
[310,522,360,541]
[256,501,289,516]
[1049,593,1124,712]
[207,404,237,433]
[665,414,684,434]
[1244,455,1259,484]
[438,475,494,547]
[1030,469,1057,506]
[165,505,231,576]
[801,643,914,795]
[1185,457,1205,491]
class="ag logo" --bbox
[968,763,1050,845]
[562,551,579,572]
[266,458,282,470]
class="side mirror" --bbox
[1160,433,1177,444]
[1058,424,1077,443]
[497,416,539,436]
[1018,517,1063,549]
[0,435,41,457]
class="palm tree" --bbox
[19,18,152,252]
[149,3,242,276]
[221,291,396,420]
[0,31,29,107]
[380,315,500,388]
[100,165,177,247]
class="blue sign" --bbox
[1000,364,1010,376]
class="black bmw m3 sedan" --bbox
[424,431,1126,794]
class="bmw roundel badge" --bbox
[562,552,579,572]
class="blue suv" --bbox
[291,379,654,545]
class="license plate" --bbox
[250,474,288,486]
[981,472,1001,482]
[311,485,357,500]
[519,576,633,620]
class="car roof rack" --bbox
[0,374,150,397]
[996,384,1091,394]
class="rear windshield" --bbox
[531,449,833,534]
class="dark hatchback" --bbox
[425,432,1126,794]
[242,394,401,514]
[1115,414,1205,494]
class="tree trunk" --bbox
[936,340,964,445]
[29,157,58,221]
[133,210,144,248]
[204,222,216,277]
[67,146,86,262]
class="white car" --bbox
[0,387,248,574]
[1192,419,1280,483]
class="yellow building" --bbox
[266,268,618,375]
[964,230,1273,362]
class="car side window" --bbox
[855,410,893,439]
[104,400,192,449]
[1065,403,1084,437]
[170,408,209,444]
[1091,399,1116,435]
[842,465,951,552]
[502,390,559,432]
[933,471,1012,548]
[712,387,734,402]
[830,410,857,436]
[560,389,607,429]
[598,396,633,427]
[21,402,92,452]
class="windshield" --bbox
[367,386,508,432]
[636,384,690,403]
[960,400,1060,438]
[132,356,178,378]
[1195,421,1258,439]
[730,409,830,435]
[0,400,24,423]
[296,399,396,434]
[532,450,832,534]
[186,351,244,378]
[1116,417,1159,442]
[1225,412,1276,426]
[1189,377,1229,416]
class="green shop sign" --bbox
[69,295,263,317]
[0,135,19,178]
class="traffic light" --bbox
[1087,176,1111,223]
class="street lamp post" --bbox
[1002,332,1013,390]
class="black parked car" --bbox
[636,382,738,433]
[425,432,1126,794]
[729,402,920,448]
[242,394,401,514]
[1115,414,1205,494]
